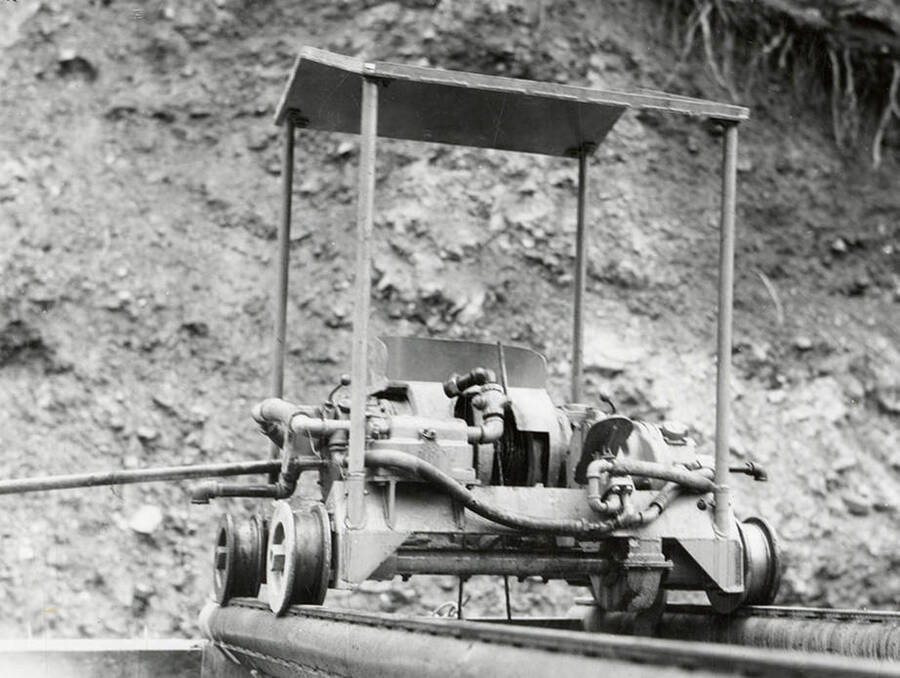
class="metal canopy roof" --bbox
[275,47,748,157]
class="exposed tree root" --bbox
[756,271,785,328]
[662,0,899,167]
[872,61,900,168]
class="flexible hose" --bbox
[365,449,626,535]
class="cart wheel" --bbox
[266,501,331,615]
[708,516,781,613]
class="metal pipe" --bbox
[585,480,623,515]
[347,74,379,528]
[191,482,287,502]
[0,459,282,496]
[466,415,504,444]
[270,119,296,482]
[384,551,612,577]
[585,458,716,494]
[714,123,738,533]
[253,397,306,425]
[202,599,889,678]
[465,383,508,444]
[189,457,327,504]
[572,149,589,403]
[252,398,350,437]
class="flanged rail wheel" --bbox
[212,514,268,604]
[266,501,331,615]
[708,516,781,613]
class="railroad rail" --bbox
[580,601,900,661]
[199,598,899,678]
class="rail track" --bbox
[200,598,900,678]
[580,601,900,661]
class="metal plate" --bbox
[371,336,547,389]
[274,47,748,157]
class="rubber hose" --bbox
[364,449,621,535]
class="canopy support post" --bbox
[270,119,295,482]
[714,123,738,534]
[571,147,590,403]
[347,74,379,529]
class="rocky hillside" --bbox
[0,1,898,637]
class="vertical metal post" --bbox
[269,119,295,481]
[347,74,379,528]
[571,149,589,403]
[714,123,738,534]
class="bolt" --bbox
[697,498,707,511]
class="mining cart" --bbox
[200,46,780,617]
[0,47,790,677]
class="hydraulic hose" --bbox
[364,449,622,535]
[622,481,681,527]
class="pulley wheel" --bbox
[708,516,781,613]
[212,514,268,604]
[266,501,332,615]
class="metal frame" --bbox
[714,123,739,533]
[270,119,296,482]
[571,147,590,404]
[347,75,380,527]
[270,51,743,538]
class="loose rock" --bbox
[842,493,871,516]
[129,505,164,535]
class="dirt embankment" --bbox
[0,1,898,637]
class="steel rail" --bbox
[580,602,900,662]
[200,598,896,678]
[696,603,900,623]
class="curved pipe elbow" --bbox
[252,398,298,426]
[585,458,612,481]
[586,481,623,515]
[190,480,217,504]
[467,414,504,444]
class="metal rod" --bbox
[347,74,379,529]
[572,149,589,403]
[714,123,738,534]
[270,119,296,482]
[503,576,512,620]
[385,552,613,577]
[0,459,283,496]
[496,341,509,395]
